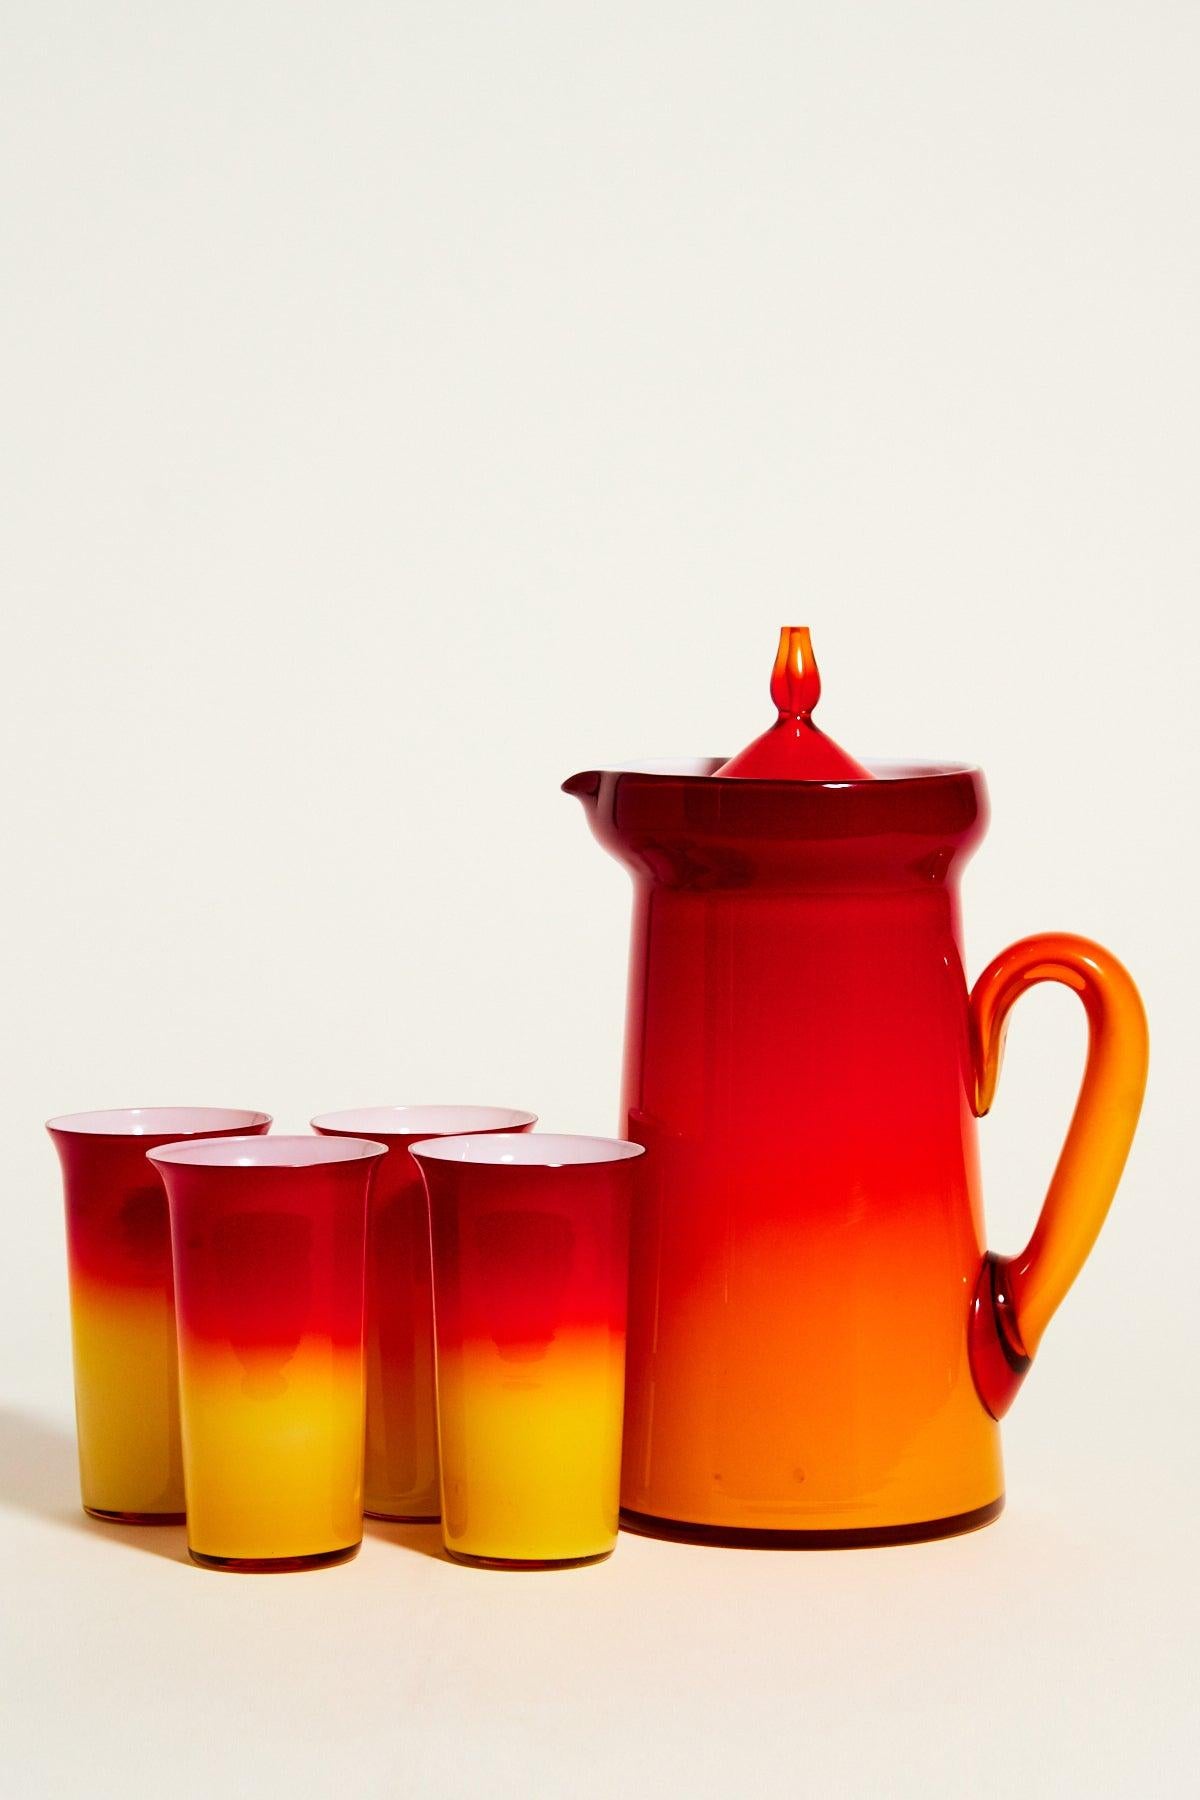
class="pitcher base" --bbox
[619,1496,1004,1549]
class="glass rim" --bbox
[46,1107,272,1138]
[409,1132,644,1168]
[146,1134,387,1170]
[311,1105,538,1138]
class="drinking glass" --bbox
[46,1107,271,1523]
[411,1133,641,1569]
[148,1134,385,1572]
[310,1107,536,1520]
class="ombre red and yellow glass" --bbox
[46,1108,271,1524]
[148,1134,385,1572]
[310,1106,536,1520]
[411,1134,641,1569]
[566,760,1148,1545]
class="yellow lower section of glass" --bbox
[437,1327,625,1563]
[364,1322,439,1518]
[70,1283,185,1517]
[178,1340,365,1561]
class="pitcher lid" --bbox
[713,628,872,781]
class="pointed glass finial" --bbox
[714,627,873,781]
[770,625,822,719]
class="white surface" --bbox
[2,2,1197,1795]
[0,1449,1195,1799]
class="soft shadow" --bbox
[363,1515,447,1561]
[0,1406,188,1564]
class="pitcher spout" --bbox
[562,770,602,802]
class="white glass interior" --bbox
[311,1105,537,1137]
[575,756,976,782]
[862,759,977,781]
[147,1134,385,1169]
[409,1132,644,1167]
[46,1107,271,1137]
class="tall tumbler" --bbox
[411,1133,642,1569]
[46,1108,271,1523]
[148,1134,385,1572]
[311,1107,536,1521]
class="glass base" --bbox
[189,1541,361,1573]
[85,1505,187,1526]
[445,1545,614,1571]
[619,1496,1005,1549]
[365,1507,440,1523]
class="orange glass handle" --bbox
[967,934,1149,1419]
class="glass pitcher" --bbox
[565,757,1147,1545]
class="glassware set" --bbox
[49,1107,641,1571]
[47,629,1149,1569]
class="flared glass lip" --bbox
[568,756,979,786]
[409,1132,644,1168]
[46,1107,271,1138]
[311,1105,537,1138]
[147,1134,386,1170]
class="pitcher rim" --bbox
[564,757,980,789]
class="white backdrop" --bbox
[2,4,1197,1796]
